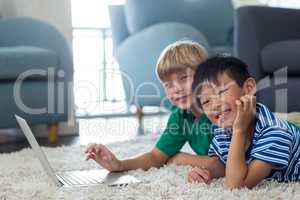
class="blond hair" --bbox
[156,40,208,82]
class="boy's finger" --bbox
[193,167,206,176]
[85,143,94,153]
[191,167,200,173]
[246,95,253,108]
[246,95,252,111]
[187,172,194,182]
[196,175,206,183]
[95,144,107,153]
[236,100,242,114]
[85,155,93,161]
[86,143,97,153]
[240,96,250,111]
[85,153,95,160]
[251,95,256,110]
[190,171,205,183]
[188,171,199,182]
[188,174,198,183]
[203,171,212,184]
[197,170,209,181]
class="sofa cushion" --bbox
[256,77,300,112]
[261,40,300,75]
[115,22,211,107]
[276,112,300,128]
[124,0,234,46]
[0,46,59,80]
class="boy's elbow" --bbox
[225,181,241,190]
[225,179,253,190]
[225,178,237,189]
[225,179,246,190]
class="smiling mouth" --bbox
[215,108,232,121]
[174,95,189,103]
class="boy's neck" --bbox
[190,107,202,118]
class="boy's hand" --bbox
[233,95,256,133]
[187,167,212,184]
[85,143,122,172]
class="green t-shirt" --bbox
[156,105,213,156]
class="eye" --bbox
[201,99,210,106]
[164,82,171,88]
[218,88,229,95]
[180,75,188,81]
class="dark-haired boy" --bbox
[188,56,300,189]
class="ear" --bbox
[242,78,256,95]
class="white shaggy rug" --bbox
[1,135,300,200]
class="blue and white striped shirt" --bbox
[208,103,300,182]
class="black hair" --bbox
[192,55,251,95]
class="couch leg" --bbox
[48,123,58,144]
[136,107,144,135]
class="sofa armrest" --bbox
[235,6,300,80]
[109,5,130,51]
[0,17,73,81]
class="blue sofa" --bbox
[109,0,234,108]
[0,17,73,132]
[235,6,300,112]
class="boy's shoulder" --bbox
[255,103,297,136]
[169,104,180,112]
[168,104,188,117]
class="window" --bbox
[71,0,126,116]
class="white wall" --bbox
[0,0,73,45]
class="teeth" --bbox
[177,96,187,101]
[216,109,231,119]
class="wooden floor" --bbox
[0,135,80,153]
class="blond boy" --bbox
[85,41,223,175]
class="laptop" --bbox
[15,115,140,187]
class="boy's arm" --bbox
[226,129,273,189]
[207,156,225,179]
[226,95,273,189]
[85,144,170,172]
[168,153,225,178]
[120,148,170,171]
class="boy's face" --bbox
[197,73,255,128]
[163,68,195,110]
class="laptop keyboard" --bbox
[57,170,105,186]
